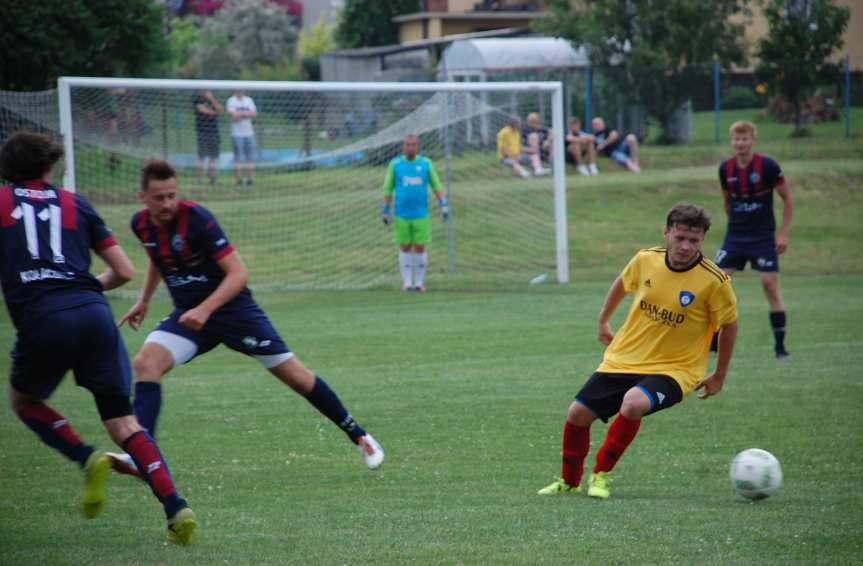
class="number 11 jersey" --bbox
[0,181,117,331]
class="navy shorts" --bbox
[575,372,683,422]
[10,302,132,398]
[146,301,292,368]
[196,129,220,159]
[715,235,779,272]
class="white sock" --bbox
[399,251,413,287]
[414,251,428,287]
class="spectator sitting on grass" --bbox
[497,116,548,178]
[592,116,641,173]
[565,116,599,176]
[522,112,552,175]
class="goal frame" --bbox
[58,76,569,284]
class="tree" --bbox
[335,0,420,49]
[539,0,750,143]
[195,0,298,79]
[167,17,201,77]
[756,0,850,135]
[0,0,171,91]
[299,14,337,80]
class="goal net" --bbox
[54,78,568,291]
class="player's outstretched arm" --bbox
[96,245,135,291]
[178,251,249,331]
[697,320,738,399]
[119,260,161,330]
[597,275,627,345]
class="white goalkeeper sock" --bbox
[399,250,413,287]
[414,251,428,287]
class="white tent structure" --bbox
[438,38,589,143]
[438,37,589,81]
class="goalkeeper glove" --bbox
[438,198,450,221]
[381,203,392,225]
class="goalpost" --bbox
[57,77,569,290]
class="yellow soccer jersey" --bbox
[597,247,738,395]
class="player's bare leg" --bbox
[270,357,384,469]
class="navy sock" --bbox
[19,404,94,466]
[307,376,366,442]
[133,382,162,437]
[769,311,787,352]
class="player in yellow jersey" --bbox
[538,203,738,499]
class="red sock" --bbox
[19,403,92,465]
[594,414,641,473]
[123,430,177,500]
[561,420,590,487]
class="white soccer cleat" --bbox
[588,163,599,175]
[534,167,551,176]
[105,452,141,479]
[519,170,531,178]
[357,434,384,469]
[577,164,590,176]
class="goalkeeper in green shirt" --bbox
[381,135,449,291]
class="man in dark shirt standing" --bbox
[193,90,223,185]
[716,120,794,358]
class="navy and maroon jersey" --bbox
[131,200,250,310]
[719,153,785,237]
[0,182,116,331]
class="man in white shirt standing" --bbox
[226,90,257,186]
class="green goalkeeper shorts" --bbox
[394,216,431,245]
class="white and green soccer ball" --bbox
[729,448,783,500]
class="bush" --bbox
[721,86,763,110]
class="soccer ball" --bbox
[729,448,783,500]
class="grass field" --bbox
[1,110,862,565]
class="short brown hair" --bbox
[666,202,711,232]
[0,130,63,184]
[139,159,177,192]
[729,120,757,137]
